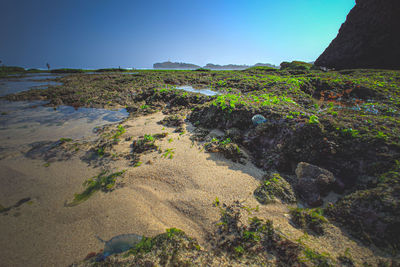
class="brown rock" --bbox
[295,162,336,207]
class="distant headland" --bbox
[153,61,278,70]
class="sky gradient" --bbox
[0,0,355,69]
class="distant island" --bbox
[153,61,279,70]
[153,62,201,70]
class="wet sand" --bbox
[0,112,380,266]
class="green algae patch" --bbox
[112,125,126,141]
[254,173,297,204]
[132,133,167,154]
[66,170,126,207]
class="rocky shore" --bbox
[1,64,399,266]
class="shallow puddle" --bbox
[175,85,219,96]
[0,73,63,96]
[0,100,128,150]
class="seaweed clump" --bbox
[132,133,167,154]
[66,170,126,206]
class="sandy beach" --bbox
[0,112,380,266]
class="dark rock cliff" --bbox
[315,0,400,70]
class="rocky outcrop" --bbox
[325,174,400,249]
[315,0,400,70]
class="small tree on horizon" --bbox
[46,63,50,70]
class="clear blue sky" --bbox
[0,0,355,69]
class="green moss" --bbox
[308,115,319,124]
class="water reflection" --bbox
[0,73,62,96]
[0,100,128,148]
[175,85,219,96]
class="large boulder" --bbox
[295,162,335,207]
[315,0,400,70]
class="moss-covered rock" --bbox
[289,208,328,235]
[325,167,400,250]
[254,173,297,204]
[158,114,185,132]
[204,137,247,163]
[73,229,204,266]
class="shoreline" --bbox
[1,67,399,266]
